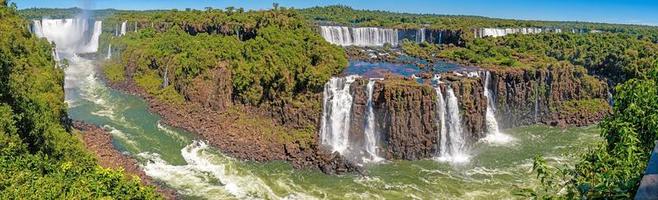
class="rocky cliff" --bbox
[488,64,610,128]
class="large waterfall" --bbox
[320,76,359,154]
[435,85,469,163]
[320,76,386,163]
[481,71,514,144]
[32,19,102,53]
[363,78,383,162]
[320,26,399,47]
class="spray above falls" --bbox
[32,18,102,54]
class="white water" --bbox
[320,76,359,154]
[363,78,383,163]
[320,26,398,47]
[435,86,470,163]
[416,28,426,43]
[434,84,448,157]
[475,27,561,38]
[140,141,287,199]
[120,21,127,36]
[32,18,102,53]
[481,71,515,145]
[106,44,112,60]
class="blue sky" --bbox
[12,0,658,26]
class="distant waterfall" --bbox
[320,26,398,47]
[106,44,112,60]
[120,21,127,36]
[363,78,383,162]
[32,19,102,53]
[475,27,562,38]
[435,85,469,163]
[481,71,514,144]
[320,76,359,154]
[416,28,426,43]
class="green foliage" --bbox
[103,61,126,82]
[532,68,658,198]
[1,4,160,199]
[403,32,658,85]
[558,99,609,116]
[110,8,347,105]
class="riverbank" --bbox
[74,121,178,199]
[101,71,359,174]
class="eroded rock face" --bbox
[332,66,610,162]
[489,65,610,128]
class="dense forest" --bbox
[104,7,347,106]
[0,2,160,198]
[401,32,658,85]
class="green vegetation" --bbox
[0,2,160,198]
[530,69,658,198]
[299,5,658,42]
[558,99,610,116]
[107,7,347,105]
[402,32,658,85]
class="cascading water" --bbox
[36,18,293,199]
[120,21,127,36]
[481,71,514,144]
[32,18,102,53]
[363,78,383,163]
[106,44,111,60]
[435,85,470,163]
[320,26,398,47]
[416,28,426,43]
[320,76,359,154]
[433,78,448,157]
[475,27,562,38]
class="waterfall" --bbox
[363,78,383,162]
[435,85,470,163]
[416,28,426,43]
[106,44,112,60]
[477,27,556,38]
[120,21,127,36]
[32,19,102,53]
[434,84,448,157]
[115,24,119,36]
[319,26,398,47]
[162,67,169,88]
[320,76,359,154]
[481,71,514,144]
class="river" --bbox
[38,18,602,200]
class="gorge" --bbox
[19,5,637,199]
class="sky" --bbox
[12,0,658,26]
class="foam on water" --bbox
[156,121,188,143]
[140,141,291,199]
